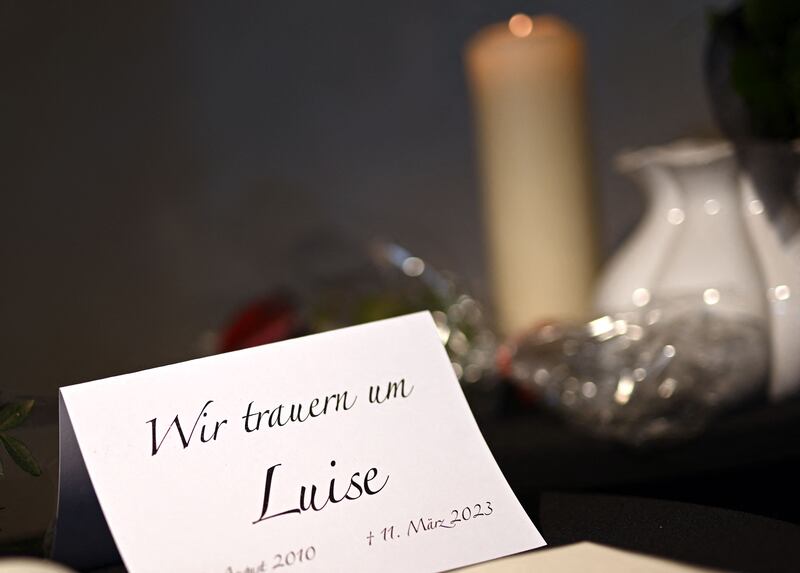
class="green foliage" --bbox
[0,399,35,431]
[0,435,41,477]
[712,0,800,139]
[0,399,41,477]
[743,0,800,43]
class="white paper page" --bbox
[57,312,545,572]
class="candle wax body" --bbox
[466,16,597,335]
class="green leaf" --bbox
[744,0,800,44]
[0,433,41,477]
[732,42,797,138]
[0,400,35,431]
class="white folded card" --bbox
[53,312,545,572]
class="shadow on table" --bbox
[538,492,800,573]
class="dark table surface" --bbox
[473,385,800,525]
[537,492,800,573]
[457,384,800,571]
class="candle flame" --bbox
[508,13,533,38]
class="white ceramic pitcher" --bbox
[738,141,800,400]
[594,139,788,397]
[596,139,766,318]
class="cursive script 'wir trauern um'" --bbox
[144,379,413,524]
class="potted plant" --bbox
[706,0,800,400]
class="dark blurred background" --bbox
[0,1,730,396]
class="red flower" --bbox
[219,293,305,353]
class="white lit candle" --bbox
[465,14,597,335]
